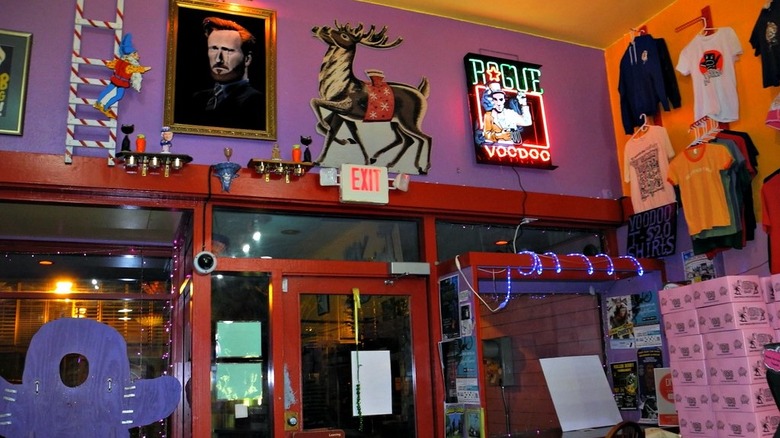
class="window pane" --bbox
[211,273,271,436]
[435,221,604,262]
[300,294,416,436]
[0,298,174,437]
[213,209,420,261]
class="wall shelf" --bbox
[247,158,313,183]
[116,152,192,177]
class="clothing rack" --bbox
[675,6,714,35]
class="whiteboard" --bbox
[539,355,623,432]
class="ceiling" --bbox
[359,0,678,49]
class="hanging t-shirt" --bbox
[750,4,780,88]
[623,125,677,213]
[676,27,743,122]
[667,143,733,236]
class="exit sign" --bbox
[339,164,389,204]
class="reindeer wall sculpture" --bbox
[311,22,432,175]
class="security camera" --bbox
[194,251,217,275]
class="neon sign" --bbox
[464,53,554,170]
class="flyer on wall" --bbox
[440,275,461,340]
[444,404,465,438]
[607,295,635,349]
[653,367,678,426]
[440,336,479,404]
[637,348,663,423]
[633,325,662,348]
[682,250,718,282]
[631,290,660,327]
[610,361,639,410]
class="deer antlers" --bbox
[333,21,403,48]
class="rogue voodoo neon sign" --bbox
[464,53,554,170]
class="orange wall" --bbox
[606,0,778,218]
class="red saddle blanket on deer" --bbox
[364,77,395,122]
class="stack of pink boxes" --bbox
[660,275,780,437]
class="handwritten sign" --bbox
[626,203,677,259]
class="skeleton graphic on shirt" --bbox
[629,146,664,202]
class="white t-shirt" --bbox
[676,27,743,122]
[623,125,677,213]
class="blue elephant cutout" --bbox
[0,318,181,437]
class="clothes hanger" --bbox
[630,114,650,140]
[675,7,716,36]
[687,116,720,148]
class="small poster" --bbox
[654,367,678,427]
[460,303,473,337]
[444,403,465,438]
[611,361,639,410]
[607,295,635,349]
[440,337,479,404]
[440,276,461,340]
[682,250,717,282]
[637,348,663,423]
[631,290,660,327]
[464,405,484,438]
[634,325,662,348]
[0,43,14,119]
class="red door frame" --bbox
[212,258,436,438]
[280,274,434,438]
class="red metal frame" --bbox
[0,151,654,438]
[433,251,664,433]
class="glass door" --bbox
[282,276,434,438]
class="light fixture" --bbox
[509,251,644,278]
[543,252,562,273]
[117,151,193,177]
[595,253,615,275]
[213,148,241,192]
[567,253,594,275]
[516,250,542,276]
[54,281,73,294]
[247,147,313,183]
[392,173,410,191]
[318,167,411,192]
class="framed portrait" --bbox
[164,0,277,139]
[0,29,32,136]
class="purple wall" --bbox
[2,0,620,198]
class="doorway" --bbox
[281,275,434,438]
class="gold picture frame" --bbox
[0,29,32,136]
[164,0,276,139]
